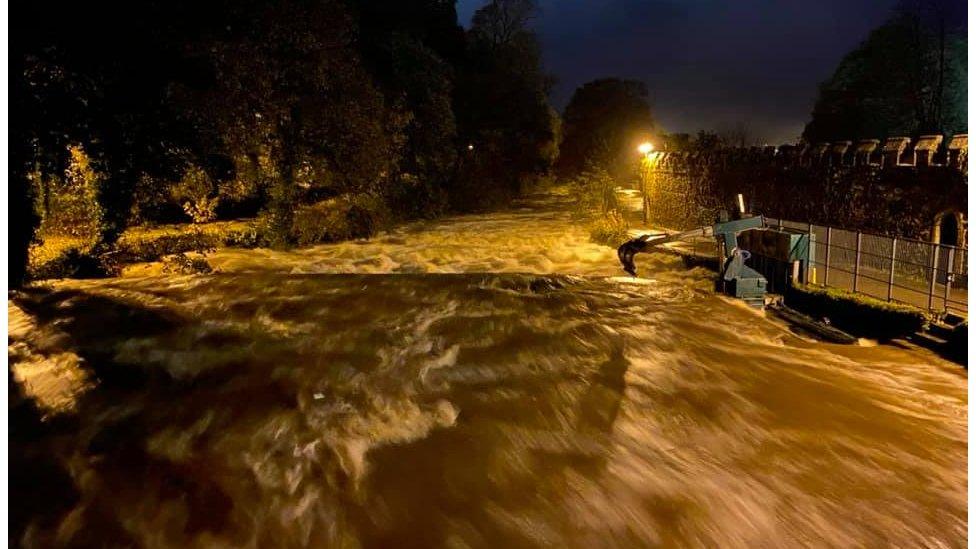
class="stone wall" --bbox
[641,134,968,246]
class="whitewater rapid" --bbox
[9,190,967,548]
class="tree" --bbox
[660,133,692,151]
[469,0,536,48]
[691,131,722,151]
[348,1,465,216]
[12,0,231,250]
[12,0,177,278]
[8,116,37,287]
[556,78,656,182]
[804,0,967,141]
[184,0,394,245]
[717,121,756,148]
[453,0,558,207]
[10,0,562,282]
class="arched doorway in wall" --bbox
[933,210,965,248]
[932,211,966,284]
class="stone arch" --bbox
[932,210,966,248]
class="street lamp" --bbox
[636,142,654,225]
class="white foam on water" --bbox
[606,276,657,285]
[8,301,94,416]
[9,191,968,548]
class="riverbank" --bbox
[28,219,262,280]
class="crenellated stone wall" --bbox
[640,134,968,245]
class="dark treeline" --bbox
[10,0,558,285]
[804,0,967,142]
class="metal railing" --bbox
[765,218,967,317]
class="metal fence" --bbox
[765,218,967,317]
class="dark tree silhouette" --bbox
[556,78,656,182]
[453,0,558,208]
[804,0,967,141]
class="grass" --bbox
[27,235,94,280]
[114,219,263,262]
[785,284,928,340]
[588,210,630,246]
[27,193,391,280]
[27,219,264,280]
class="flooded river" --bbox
[9,191,967,547]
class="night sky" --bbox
[457,0,900,144]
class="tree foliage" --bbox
[804,0,967,141]
[556,78,656,182]
[11,0,559,282]
[349,0,466,215]
[453,0,559,207]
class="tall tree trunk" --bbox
[9,55,40,288]
[267,112,301,248]
[9,164,37,288]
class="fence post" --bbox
[807,223,814,283]
[928,244,939,311]
[943,247,955,313]
[823,227,832,286]
[887,238,897,301]
[852,231,862,292]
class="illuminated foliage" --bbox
[172,166,218,224]
[34,145,105,244]
[11,0,561,280]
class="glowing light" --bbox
[467,144,474,151]
[637,142,654,154]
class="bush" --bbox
[27,219,265,280]
[785,284,927,340]
[221,224,264,248]
[129,174,184,224]
[36,145,104,243]
[215,169,264,219]
[520,174,558,195]
[171,165,218,223]
[114,220,263,263]
[568,164,618,220]
[290,194,390,246]
[589,209,629,246]
[183,195,219,224]
[383,174,449,221]
[27,236,93,280]
[347,192,392,235]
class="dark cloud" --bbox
[458,0,906,143]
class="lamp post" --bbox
[637,142,654,224]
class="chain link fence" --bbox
[765,218,967,317]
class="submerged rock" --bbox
[161,253,213,275]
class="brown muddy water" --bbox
[9,191,967,547]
